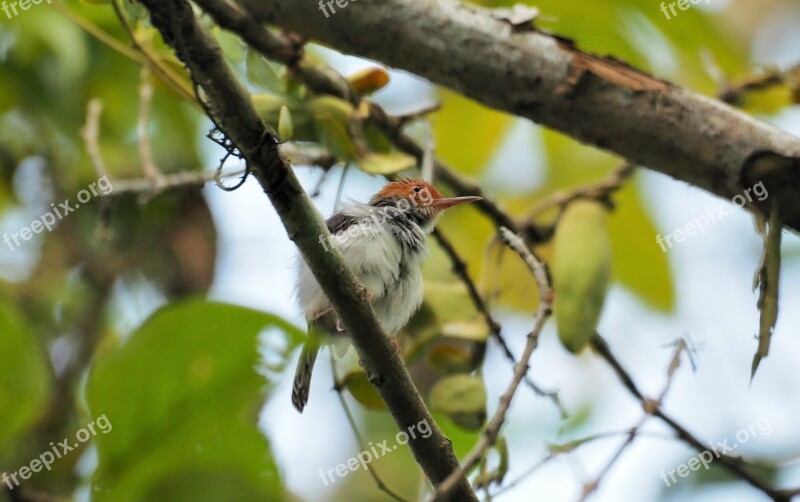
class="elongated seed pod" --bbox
[552,200,612,353]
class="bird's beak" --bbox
[432,195,482,211]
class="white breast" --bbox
[295,204,426,335]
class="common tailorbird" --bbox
[292,179,481,412]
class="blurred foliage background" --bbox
[1,0,799,501]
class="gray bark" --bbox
[240,0,800,230]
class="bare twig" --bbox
[81,99,109,179]
[718,64,800,105]
[591,334,790,502]
[527,162,635,218]
[111,0,196,103]
[136,67,165,189]
[431,229,567,419]
[396,103,442,127]
[420,120,435,183]
[579,339,687,501]
[429,227,553,501]
[105,168,246,196]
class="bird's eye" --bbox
[413,185,422,192]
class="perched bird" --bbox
[292,179,481,412]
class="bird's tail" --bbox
[292,342,320,413]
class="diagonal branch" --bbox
[137,1,475,499]
[239,0,800,232]
[591,334,789,502]
[429,227,554,501]
[431,228,567,418]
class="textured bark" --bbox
[240,0,800,231]
[139,1,476,499]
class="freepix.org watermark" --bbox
[318,184,435,253]
[2,414,113,489]
[660,416,772,487]
[659,0,709,21]
[318,0,356,18]
[3,175,113,251]
[318,419,433,486]
[656,181,768,252]
[2,0,51,20]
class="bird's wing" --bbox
[326,211,360,234]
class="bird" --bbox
[292,178,481,413]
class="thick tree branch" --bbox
[137,1,475,499]
[240,0,800,232]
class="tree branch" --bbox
[239,0,800,232]
[137,1,475,499]
[591,334,789,501]
[429,227,554,501]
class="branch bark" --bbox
[137,1,475,499]
[239,0,800,232]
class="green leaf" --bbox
[356,151,417,175]
[430,374,487,431]
[341,369,386,410]
[427,341,480,375]
[278,105,294,140]
[214,28,245,64]
[609,180,675,311]
[0,301,52,457]
[87,300,303,502]
[246,49,284,92]
[432,89,511,175]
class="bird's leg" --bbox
[310,307,333,321]
[389,335,402,360]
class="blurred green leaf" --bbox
[430,374,486,431]
[608,180,675,311]
[87,300,303,502]
[246,48,284,92]
[342,369,386,410]
[0,300,52,457]
[356,151,416,175]
[432,89,511,175]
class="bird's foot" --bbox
[389,335,402,360]
[310,307,334,321]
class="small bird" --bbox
[292,179,481,412]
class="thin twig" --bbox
[104,168,246,197]
[81,99,109,179]
[431,229,567,419]
[111,0,196,104]
[329,353,409,502]
[590,334,791,502]
[52,0,146,67]
[428,227,553,501]
[136,67,164,188]
[523,162,636,222]
[420,120,435,183]
[396,103,442,128]
[579,339,687,501]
